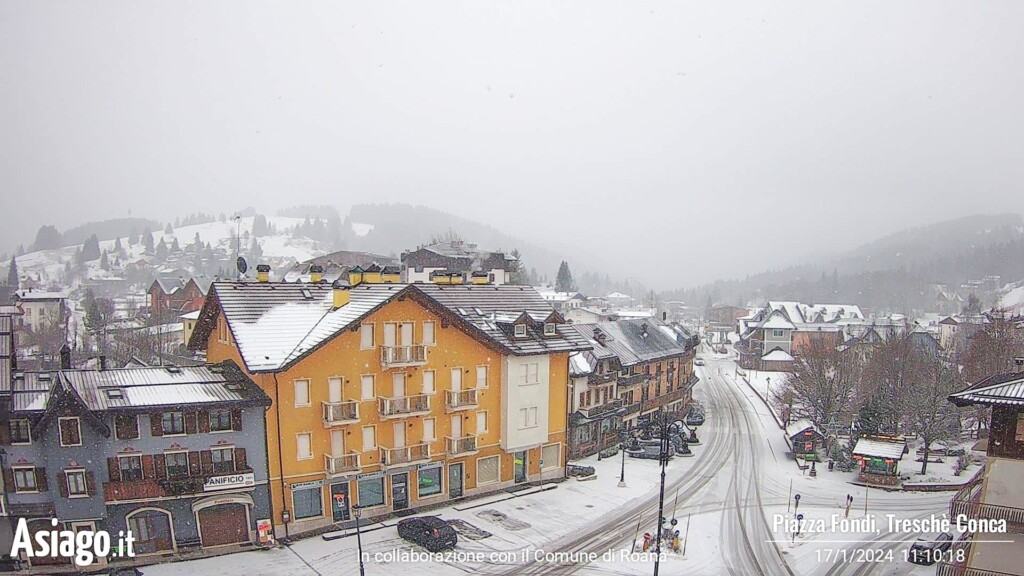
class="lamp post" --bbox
[766,376,771,401]
[354,506,366,576]
[653,411,670,576]
[619,443,627,487]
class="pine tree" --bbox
[171,237,181,252]
[99,251,110,271]
[81,234,101,261]
[555,261,576,292]
[113,237,123,255]
[155,239,168,259]
[129,226,139,245]
[164,223,174,234]
[142,227,154,252]
[7,257,18,288]
[250,237,263,261]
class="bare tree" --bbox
[858,332,921,434]
[774,338,861,451]
[902,359,963,475]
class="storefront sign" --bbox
[204,472,256,492]
[358,471,385,481]
[290,479,324,490]
[417,461,443,471]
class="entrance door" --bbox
[451,415,462,438]
[449,463,464,499]
[331,429,345,457]
[391,473,409,511]
[330,483,350,522]
[394,422,406,448]
[514,451,528,484]
[328,377,342,403]
[198,504,249,548]
[128,509,175,554]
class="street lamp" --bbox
[766,376,771,401]
[619,443,627,487]
[353,506,366,576]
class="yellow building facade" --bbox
[195,281,583,537]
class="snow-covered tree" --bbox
[7,257,18,288]
[555,261,576,292]
[902,362,963,474]
[142,227,154,251]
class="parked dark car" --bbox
[907,532,953,565]
[397,516,458,552]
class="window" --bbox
[519,363,539,385]
[543,323,556,336]
[520,407,538,429]
[59,417,82,447]
[162,412,185,435]
[422,321,435,345]
[773,329,785,338]
[293,486,323,520]
[423,418,435,442]
[209,409,232,432]
[66,470,88,497]
[294,379,311,407]
[422,370,435,394]
[296,433,312,460]
[514,324,527,338]
[541,444,560,470]
[362,426,376,451]
[119,455,143,481]
[212,448,235,473]
[417,466,442,498]
[451,369,462,390]
[217,318,229,343]
[357,476,384,507]
[165,452,189,478]
[585,391,592,406]
[476,366,488,388]
[579,392,586,408]
[1017,414,1024,442]
[477,456,499,485]
[476,411,488,433]
[360,375,375,400]
[13,467,37,492]
[114,414,139,440]
[360,323,374,349]
[9,419,31,444]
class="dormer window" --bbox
[543,323,556,336]
[514,324,527,338]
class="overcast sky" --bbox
[2,2,1023,288]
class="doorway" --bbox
[330,483,350,522]
[448,463,464,499]
[514,451,528,484]
[391,473,409,511]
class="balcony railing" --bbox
[446,389,479,411]
[950,472,1024,527]
[622,402,641,416]
[322,401,359,426]
[381,345,428,368]
[325,452,360,476]
[103,468,255,503]
[642,387,691,413]
[380,443,431,467]
[618,373,646,387]
[445,436,479,456]
[378,394,431,418]
[588,372,616,386]
[580,398,624,419]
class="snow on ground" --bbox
[351,221,374,236]
[998,283,1024,314]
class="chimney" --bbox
[60,343,71,369]
[99,355,107,371]
[332,281,350,309]
[309,264,324,283]
[256,264,270,283]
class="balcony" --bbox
[580,398,624,420]
[618,373,646,387]
[104,479,164,502]
[936,531,1024,576]
[381,345,428,368]
[445,435,479,456]
[622,402,641,416]
[588,372,616,386]
[950,472,1024,528]
[103,468,255,503]
[642,387,690,413]
[322,401,359,426]
[378,394,431,418]
[380,443,431,467]
[446,389,479,411]
[325,452,360,476]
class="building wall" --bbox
[205,297,570,536]
[762,328,792,354]
[501,354,551,451]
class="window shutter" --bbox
[86,471,97,496]
[0,422,10,445]
[35,468,48,492]
[154,455,167,480]
[107,458,121,482]
[127,415,139,439]
[1,468,13,491]
[197,410,210,433]
[200,451,214,474]
[188,452,201,476]
[151,414,163,437]
[231,409,243,431]
[184,412,197,435]
[57,471,69,498]
[141,455,155,480]
[234,447,247,470]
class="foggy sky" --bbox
[2,1,1023,289]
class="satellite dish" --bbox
[237,257,248,275]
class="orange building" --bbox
[189,275,589,537]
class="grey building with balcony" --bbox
[0,360,272,571]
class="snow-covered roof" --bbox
[761,349,795,362]
[181,310,201,320]
[14,290,67,301]
[949,371,1024,407]
[852,437,908,460]
[786,419,822,438]
[606,292,632,299]
[761,313,796,330]
[569,352,593,377]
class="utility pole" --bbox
[354,507,366,576]
[653,411,669,576]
